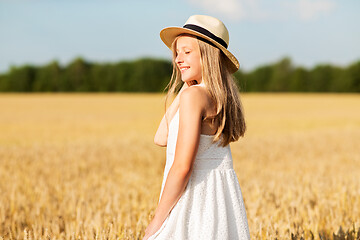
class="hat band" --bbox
[183,24,228,49]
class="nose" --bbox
[176,53,184,65]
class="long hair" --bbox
[163,34,246,147]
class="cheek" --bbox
[193,55,201,69]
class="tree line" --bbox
[0,57,359,92]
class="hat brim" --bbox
[160,27,239,73]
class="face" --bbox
[175,35,202,84]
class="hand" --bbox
[142,217,165,240]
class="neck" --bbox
[186,80,199,86]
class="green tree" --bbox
[89,64,116,92]
[346,61,360,92]
[328,67,350,92]
[63,57,92,91]
[245,65,273,92]
[7,65,36,92]
[309,64,334,92]
[32,60,62,92]
[0,57,359,92]
[233,69,245,92]
[126,58,172,92]
[268,57,293,91]
[114,61,133,91]
[289,67,310,92]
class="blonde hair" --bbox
[164,34,246,147]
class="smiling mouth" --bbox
[180,66,190,73]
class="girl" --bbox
[143,15,251,240]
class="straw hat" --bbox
[160,15,239,73]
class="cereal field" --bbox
[0,93,359,240]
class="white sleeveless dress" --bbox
[148,83,251,240]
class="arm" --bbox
[151,86,205,224]
[154,80,197,146]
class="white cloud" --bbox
[296,0,336,20]
[187,0,336,22]
[187,0,269,21]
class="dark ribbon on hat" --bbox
[183,24,228,49]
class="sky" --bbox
[0,0,359,73]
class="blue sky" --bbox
[0,0,359,73]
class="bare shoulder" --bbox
[179,85,208,112]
